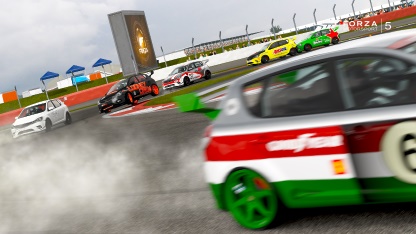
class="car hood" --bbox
[13,113,44,126]
[100,91,118,102]
[247,50,265,60]
[164,74,180,82]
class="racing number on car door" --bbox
[336,56,416,203]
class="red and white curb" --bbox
[103,84,284,118]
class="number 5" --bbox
[385,22,392,31]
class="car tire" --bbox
[205,70,212,80]
[224,169,279,230]
[151,84,160,96]
[289,48,297,56]
[64,112,72,125]
[304,44,312,52]
[126,92,134,104]
[184,77,191,87]
[331,37,339,45]
[261,56,269,64]
[45,119,52,132]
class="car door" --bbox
[267,41,280,60]
[239,62,363,208]
[187,63,199,81]
[194,61,204,78]
[320,29,331,45]
[52,100,65,123]
[46,101,59,124]
[335,55,416,203]
[311,31,323,47]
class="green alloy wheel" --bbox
[224,169,278,229]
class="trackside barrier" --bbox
[0,90,18,104]
[0,81,117,127]
[348,6,416,31]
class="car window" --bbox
[321,29,330,35]
[313,31,321,37]
[278,40,288,46]
[243,63,341,117]
[269,42,279,49]
[136,74,146,81]
[47,101,54,110]
[335,57,416,109]
[188,63,195,70]
[195,62,203,67]
[18,103,46,118]
[52,100,61,108]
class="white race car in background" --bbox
[163,60,211,90]
[11,99,72,138]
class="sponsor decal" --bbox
[313,40,323,45]
[224,98,239,116]
[332,159,346,175]
[325,28,339,39]
[273,47,287,54]
[381,121,416,184]
[266,133,343,153]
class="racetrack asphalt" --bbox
[3,104,416,233]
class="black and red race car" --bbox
[98,73,159,113]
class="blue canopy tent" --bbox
[92,58,112,84]
[66,65,86,92]
[40,71,59,100]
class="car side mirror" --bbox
[48,107,54,111]
[15,117,18,120]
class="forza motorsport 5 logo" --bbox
[266,133,343,153]
[382,121,416,184]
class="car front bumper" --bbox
[163,81,184,90]
[247,58,261,66]
[11,121,46,138]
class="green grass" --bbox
[0,73,124,115]
[199,86,228,98]
[145,68,257,106]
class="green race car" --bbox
[297,27,340,53]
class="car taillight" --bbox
[201,124,213,150]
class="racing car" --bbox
[246,38,297,66]
[11,99,71,138]
[162,60,211,90]
[174,29,416,229]
[297,27,340,53]
[98,73,159,113]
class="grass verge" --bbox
[0,73,124,115]
[145,68,257,106]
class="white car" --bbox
[11,99,72,138]
[162,60,211,90]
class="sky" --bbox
[0,0,395,93]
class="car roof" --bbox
[231,29,416,88]
[25,100,50,108]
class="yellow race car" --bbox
[247,38,297,65]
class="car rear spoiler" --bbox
[173,93,220,120]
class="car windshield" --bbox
[107,79,127,94]
[169,66,187,75]
[261,43,270,51]
[18,103,46,118]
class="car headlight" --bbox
[116,91,122,97]
[35,117,43,122]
